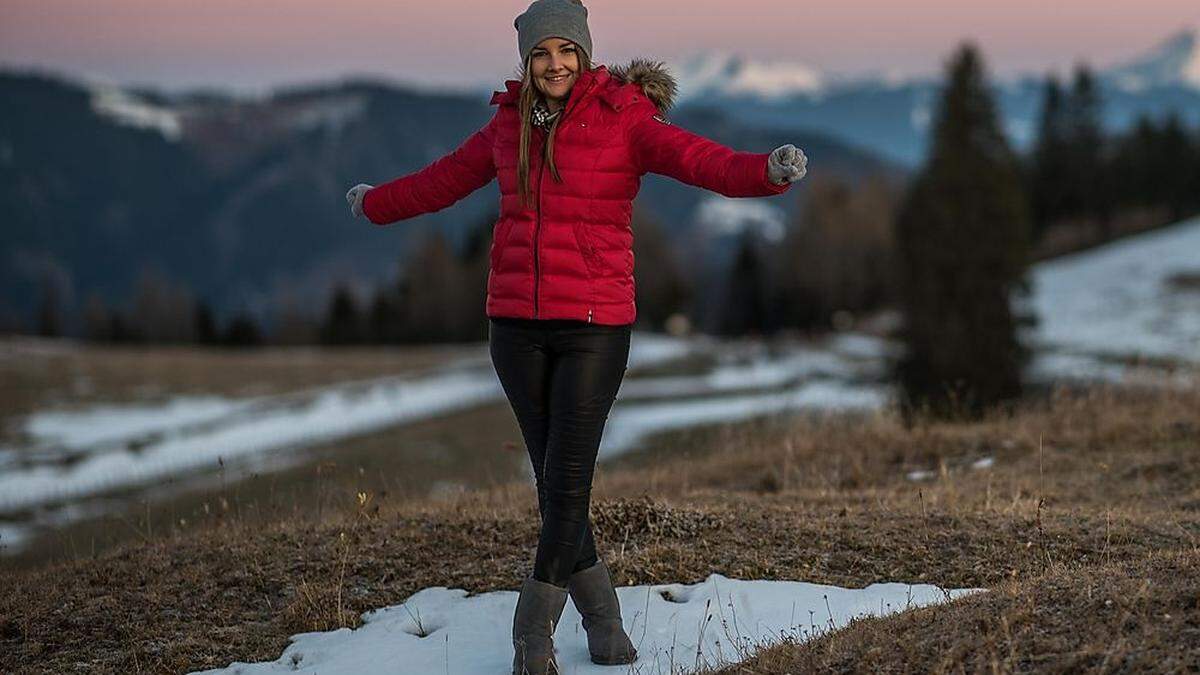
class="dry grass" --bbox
[0,336,486,423]
[1,382,1197,673]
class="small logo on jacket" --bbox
[652,114,671,125]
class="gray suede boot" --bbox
[512,576,569,675]
[567,560,638,665]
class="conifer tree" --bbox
[320,283,364,345]
[1157,114,1195,221]
[631,211,690,331]
[716,229,770,336]
[194,299,218,345]
[36,276,62,338]
[1029,75,1069,238]
[222,312,263,347]
[893,44,1032,419]
[399,230,479,342]
[1064,65,1109,233]
[366,285,401,344]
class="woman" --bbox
[346,1,807,672]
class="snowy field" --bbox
[1026,214,1200,378]
[0,331,892,551]
[192,573,981,675]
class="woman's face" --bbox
[530,38,580,108]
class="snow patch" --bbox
[723,58,825,99]
[620,342,862,400]
[89,84,182,141]
[192,573,981,675]
[676,50,825,103]
[603,379,888,458]
[22,395,243,453]
[695,196,787,242]
[910,103,931,131]
[971,457,995,470]
[1028,214,1200,364]
[0,522,31,553]
[626,331,695,370]
[1106,28,1200,92]
[284,95,367,135]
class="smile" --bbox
[546,75,569,83]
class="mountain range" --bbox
[649,28,1200,165]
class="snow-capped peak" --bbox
[675,50,825,103]
[87,82,182,141]
[1106,28,1200,92]
[694,196,787,243]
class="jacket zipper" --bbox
[533,77,598,322]
[535,152,545,318]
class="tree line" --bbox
[36,208,689,348]
[1028,66,1200,256]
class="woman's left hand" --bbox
[767,144,808,185]
[345,183,374,219]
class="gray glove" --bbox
[767,144,808,185]
[346,183,373,219]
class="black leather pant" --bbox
[489,316,631,588]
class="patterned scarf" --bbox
[531,98,562,131]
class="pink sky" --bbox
[1,1,1197,94]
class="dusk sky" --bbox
[1,1,1197,95]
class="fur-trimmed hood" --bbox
[490,58,678,113]
[608,58,678,113]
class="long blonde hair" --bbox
[515,46,594,209]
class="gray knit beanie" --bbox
[514,0,592,63]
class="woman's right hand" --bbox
[767,145,808,185]
[345,183,374,219]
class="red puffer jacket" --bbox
[363,58,793,325]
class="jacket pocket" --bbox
[572,222,603,279]
[572,222,601,319]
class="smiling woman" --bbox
[342,1,807,672]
